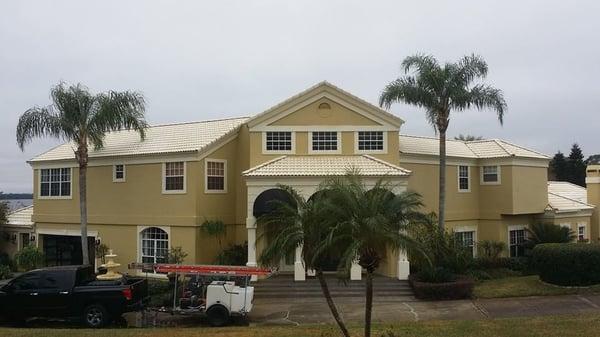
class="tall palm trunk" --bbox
[364,270,374,337]
[316,269,350,337]
[438,129,447,230]
[78,145,90,265]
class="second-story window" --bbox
[311,131,338,151]
[458,165,470,191]
[40,168,71,197]
[113,164,126,182]
[164,162,185,192]
[265,131,292,152]
[206,159,226,192]
[357,131,384,151]
[481,165,500,184]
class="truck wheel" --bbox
[83,304,109,328]
[206,305,230,327]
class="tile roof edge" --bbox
[242,155,288,176]
[361,154,412,174]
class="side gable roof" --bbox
[246,81,404,129]
[29,117,249,163]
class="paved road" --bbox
[247,294,600,326]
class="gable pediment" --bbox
[247,81,403,131]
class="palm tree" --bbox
[17,83,148,265]
[525,223,576,249]
[454,134,483,141]
[380,54,506,230]
[258,185,351,337]
[322,175,425,337]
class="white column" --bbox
[246,216,258,281]
[397,249,410,280]
[350,260,362,280]
[294,244,306,281]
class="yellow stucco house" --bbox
[13,82,600,281]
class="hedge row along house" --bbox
[3,82,600,281]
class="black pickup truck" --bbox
[0,265,148,327]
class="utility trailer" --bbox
[129,263,272,326]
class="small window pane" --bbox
[358,131,384,151]
[164,162,184,191]
[206,161,225,191]
[459,166,469,190]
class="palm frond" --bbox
[16,107,64,151]
[465,84,507,124]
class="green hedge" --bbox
[408,274,474,300]
[532,243,600,286]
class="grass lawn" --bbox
[3,314,600,337]
[474,275,600,298]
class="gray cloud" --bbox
[1,0,599,192]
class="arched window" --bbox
[140,227,169,263]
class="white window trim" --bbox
[262,131,296,155]
[354,131,387,154]
[308,131,342,154]
[37,167,73,200]
[454,226,477,257]
[577,223,587,242]
[113,164,126,183]
[205,158,227,194]
[136,225,171,276]
[480,165,501,185]
[457,165,471,192]
[507,225,527,257]
[162,161,186,194]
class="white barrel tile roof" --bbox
[399,135,549,159]
[243,155,411,177]
[4,205,34,227]
[29,117,250,162]
[546,181,594,212]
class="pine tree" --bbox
[567,143,586,186]
[549,151,568,181]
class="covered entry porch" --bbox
[242,155,412,281]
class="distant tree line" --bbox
[549,143,599,187]
[0,193,33,200]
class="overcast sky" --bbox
[1,0,599,193]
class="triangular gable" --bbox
[247,81,403,131]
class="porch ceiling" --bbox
[242,155,411,178]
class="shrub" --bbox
[407,213,473,274]
[217,241,248,265]
[166,246,188,264]
[14,245,44,271]
[471,256,528,272]
[417,267,455,283]
[466,268,521,281]
[525,223,576,249]
[409,274,474,300]
[0,265,12,280]
[0,253,15,271]
[532,243,600,286]
[477,240,505,259]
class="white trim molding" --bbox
[162,161,187,194]
[308,131,342,155]
[112,164,126,183]
[480,165,501,185]
[204,158,228,194]
[262,131,296,155]
[354,131,388,154]
[457,164,471,192]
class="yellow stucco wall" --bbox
[269,98,381,126]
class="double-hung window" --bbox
[509,228,526,257]
[206,159,226,192]
[481,166,500,184]
[113,164,126,182]
[455,230,476,256]
[357,131,385,152]
[578,224,587,242]
[163,162,185,193]
[265,131,293,152]
[458,165,470,192]
[40,168,71,198]
[311,131,339,152]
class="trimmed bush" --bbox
[532,243,600,286]
[14,245,44,271]
[0,265,12,280]
[409,274,474,300]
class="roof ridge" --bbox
[361,154,412,174]
[492,139,513,156]
[399,134,465,143]
[148,116,250,128]
[7,205,34,215]
[242,155,288,175]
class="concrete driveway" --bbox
[247,294,600,326]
